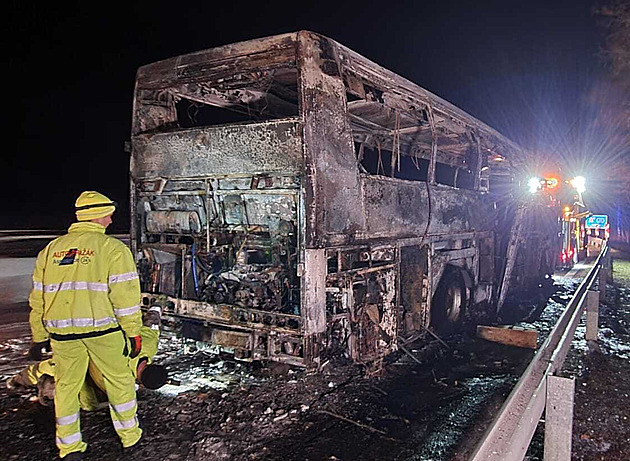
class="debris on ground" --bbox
[1,251,629,460]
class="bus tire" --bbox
[431,267,467,335]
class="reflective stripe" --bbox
[114,305,141,317]
[56,413,79,426]
[33,281,43,291]
[45,317,117,329]
[56,432,82,446]
[109,272,139,284]
[44,281,108,293]
[112,416,138,430]
[110,399,137,414]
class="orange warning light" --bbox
[545,177,559,188]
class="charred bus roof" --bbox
[134,31,523,167]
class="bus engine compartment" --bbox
[134,175,304,364]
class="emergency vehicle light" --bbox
[570,176,586,194]
[529,177,541,194]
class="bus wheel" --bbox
[431,267,467,335]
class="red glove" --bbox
[129,336,142,359]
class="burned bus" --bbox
[130,31,556,368]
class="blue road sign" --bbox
[585,215,608,229]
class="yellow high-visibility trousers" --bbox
[51,330,142,458]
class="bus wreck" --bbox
[130,31,557,368]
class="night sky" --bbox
[4,1,606,232]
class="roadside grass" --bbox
[613,257,630,285]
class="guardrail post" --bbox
[586,290,599,342]
[598,263,607,303]
[544,375,575,461]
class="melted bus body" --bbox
[130,32,556,368]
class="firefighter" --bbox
[9,306,167,408]
[28,191,143,460]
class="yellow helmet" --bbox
[75,191,117,221]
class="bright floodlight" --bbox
[528,177,541,194]
[571,176,586,194]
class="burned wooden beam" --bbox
[477,325,538,349]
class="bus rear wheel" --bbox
[431,267,467,335]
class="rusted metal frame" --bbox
[346,283,357,360]
[168,77,298,118]
[434,247,477,260]
[296,33,321,367]
[133,116,302,147]
[137,173,296,187]
[139,55,297,92]
[157,298,302,334]
[349,113,395,135]
[471,130,484,191]
[344,67,484,168]
[213,189,297,196]
[135,33,297,84]
[351,115,474,168]
[180,247,187,299]
[325,263,397,280]
[338,45,522,156]
[427,105,438,185]
[346,231,494,250]
[174,56,296,86]
[496,205,526,312]
[296,171,306,278]
[205,179,212,251]
[130,176,138,255]
[352,130,434,161]
[349,111,429,137]
[323,242,397,257]
[141,243,188,255]
[395,242,403,336]
[137,190,205,197]
[469,245,606,461]
[339,50,520,158]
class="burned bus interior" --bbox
[131,32,552,368]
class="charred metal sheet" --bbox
[135,33,298,90]
[298,31,366,247]
[302,248,327,366]
[219,193,296,227]
[354,267,398,361]
[212,329,251,349]
[132,120,303,179]
[145,210,202,234]
[302,249,327,334]
[360,177,494,239]
[400,245,429,332]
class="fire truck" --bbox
[528,174,590,269]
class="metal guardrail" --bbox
[470,244,609,461]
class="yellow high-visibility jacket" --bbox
[29,222,142,342]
